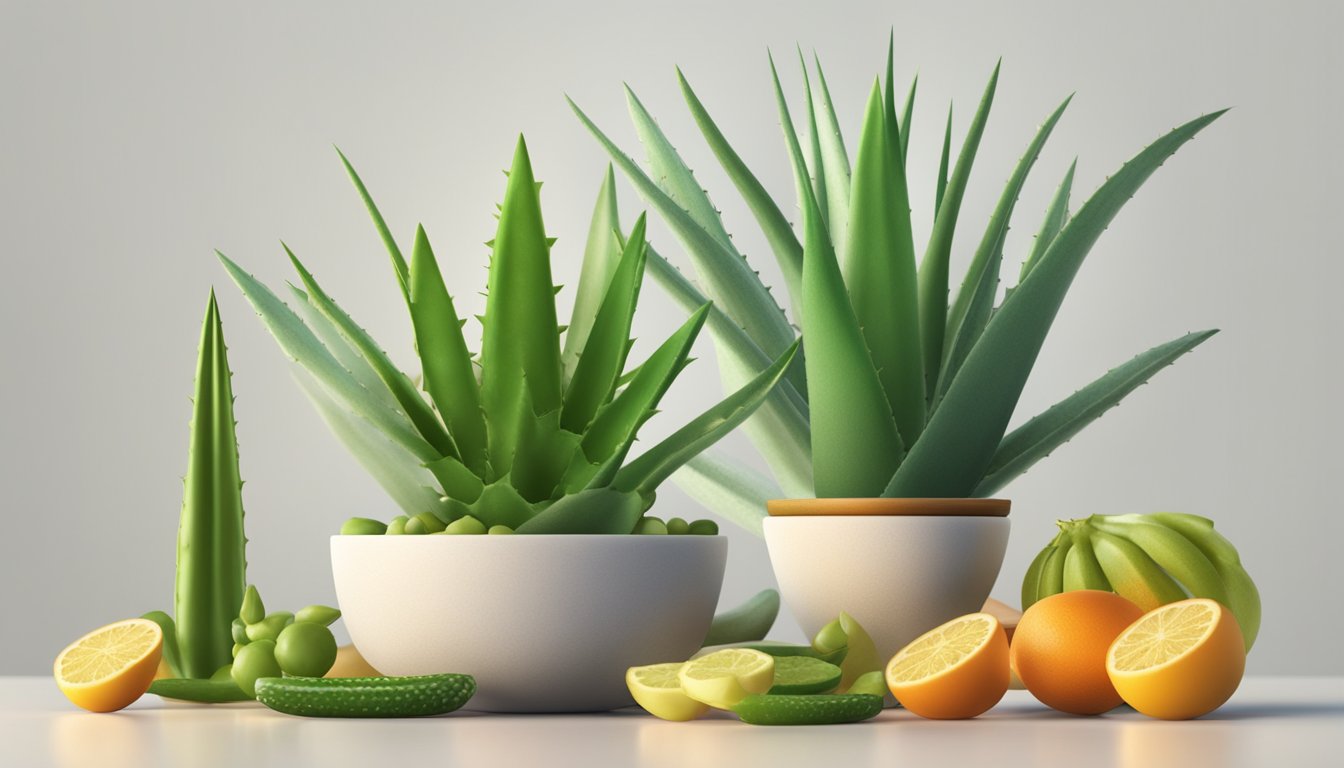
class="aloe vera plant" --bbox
[219,136,798,535]
[571,42,1222,530]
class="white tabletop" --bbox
[2,676,1339,767]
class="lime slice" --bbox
[626,663,709,721]
[695,641,848,666]
[678,648,774,710]
[734,693,884,725]
[767,656,842,695]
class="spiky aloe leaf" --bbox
[937,96,1073,405]
[287,284,398,414]
[514,488,644,535]
[809,53,852,256]
[562,166,624,380]
[1021,159,1077,282]
[175,292,247,679]
[884,110,1227,498]
[335,147,409,302]
[562,215,648,433]
[678,67,804,307]
[798,50,830,233]
[480,136,564,474]
[845,81,924,446]
[935,103,952,215]
[917,63,1000,395]
[509,383,583,504]
[408,226,488,474]
[285,245,458,461]
[466,482,535,529]
[899,74,917,165]
[672,450,784,536]
[611,340,801,496]
[975,330,1218,497]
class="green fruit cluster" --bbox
[1023,513,1260,650]
[230,585,340,697]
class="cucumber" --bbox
[254,674,476,718]
[767,656,842,695]
[149,678,252,703]
[733,693,885,726]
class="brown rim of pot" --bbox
[766,498,1011,518]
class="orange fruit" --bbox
[54,618,163,712]
[884,612,1009,719]
[1011,590,1143,714]
[1107,598,1245,719]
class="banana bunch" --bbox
[1022,513,1260,651]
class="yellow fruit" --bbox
[626,663,710,721]
[1107,598,1245,720]
[884,612,1009,719]
[1011,590,1143,714]
[325,644,382,678]
[55,619,163,713]
[677,648,774,710]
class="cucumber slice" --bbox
[253,674,475,718]
[733,693,884,725]
[767,656,842,695]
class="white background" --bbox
[2,0,1338,674]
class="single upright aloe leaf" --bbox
[335,147,409,303]
[937,95,1073,405]
[935,103,953,215]
[480,136,564,473]
[797,49,830,232]
[562,166,624,380]
[286,284,398,414]
[284,245,458,461]
[885,110,1227,498]
[677,68,804,310]
[917,62,1000,397]
[1021,159,1077,282]
[900,74,917,165]
[408,226,488,474]
[562,214,648,433]
[611,340,801,496]
[175,291,247,679]
[809,53,852,257]
[844,82,925,445]
[975,330,1219,497]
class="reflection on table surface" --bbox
[3,677,1339,768]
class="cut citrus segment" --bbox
[626,663,709,721]
[1106,598,1245,719]
[677,648,774,710]
[767,656,842,695]
[884,612,1009,719]
[55,618,163,712]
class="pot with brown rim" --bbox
[763,498,1010,662]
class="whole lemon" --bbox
[1011,590,1143,714]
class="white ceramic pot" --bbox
[331,534,727,713]
[764,498,1010,662]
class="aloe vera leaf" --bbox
[797,49,829,233]
[766,52,814,244]
[1021,158,1077,282]
[408,226,488,474]
[479,136,564,474]
[140,611,183,680]
[335,147,409,303]
[562,215,648,433]
[174,292,247,679]
[917,63,1000,397]
[285,245,459,461]
[469,480,538,530]
[581,304,710,470]
[672,450,783,536]
[885,110,1227,498]
[424,452,486,506]
[286,284,398,414]
[677,68,805,310]
[509,381,584,503]
[935,103,952,215]
[597,90,797,363]
[937,95,1073,405]
[704,589,781,646]
[612,340,800,496]
[974,330,1219,498]
[900,73,917,165]
[514,487,643,535]
[562,166,624,380]
[845,81,925,446]
[218,252,439,462]
[645,249,814,497]
[809,53,852,257]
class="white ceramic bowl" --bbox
[764,513,1010,661]
[331,534,727,713]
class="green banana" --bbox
[1020,543,1053,609]
[1091,515,1229,605]
[1061,528,1110,591]
[1090,528,1187,612]
[1033,535,1073,606]
[1145,513,1260,650]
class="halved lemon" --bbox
[55,618,163,712]
[677,648,774,710]
[1106,598,1245,720]
[626,663,709,721]
[885,612,1010,719]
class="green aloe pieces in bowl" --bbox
[571,39,1224,530]
[219,137,798,535]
